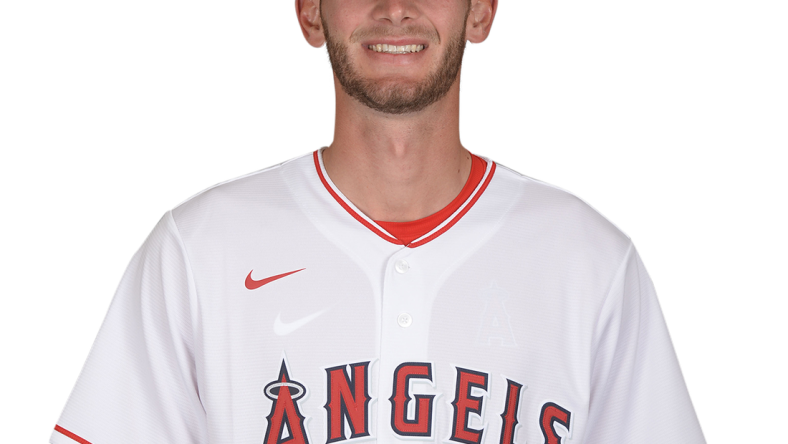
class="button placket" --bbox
[393,257,411,327]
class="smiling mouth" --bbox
[367,44,426,54]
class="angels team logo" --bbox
[262,358,572,444]
[263,360,310,444]
[475,282,517,347]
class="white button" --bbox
[395,260,410,274]
[398,313,413,328]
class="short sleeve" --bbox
[51,212,208,444]
[584,244,705,443]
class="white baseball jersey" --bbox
[52,150,705,444]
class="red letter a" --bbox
[263,361,310,444]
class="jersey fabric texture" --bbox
[52,150,705,444]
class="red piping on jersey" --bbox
[313,151,402,245]
[54,425,92,444]
[375,155,487,245]
[313,151,496,248]
[408,162,496,248]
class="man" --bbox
[51,0,705,443]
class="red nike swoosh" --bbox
[245,268,305,290]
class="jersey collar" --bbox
[312,149,497,248]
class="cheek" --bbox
[321,0,371,37]
[418,1,470,39]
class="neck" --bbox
[323,77,471,222]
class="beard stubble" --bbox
[321,13,469,115]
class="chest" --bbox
[187,235,601,444]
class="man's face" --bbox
[320,0,472,115]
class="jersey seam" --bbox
[166,210,208,419]
[588,241,636,393]
[426,166,524,294]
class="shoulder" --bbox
[167,151,315,241]
[488,161,633,267]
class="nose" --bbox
[372,0,420,26]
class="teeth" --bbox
[367,44,425,54]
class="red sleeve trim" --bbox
[54,425,92,444]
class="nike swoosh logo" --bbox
[245,268,305,290]
[273,309,329,336]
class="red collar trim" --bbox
[313,151,401,245]
[313,150,496,248]
[408,161,495,248]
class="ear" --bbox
[465,0,497,44]
[296,0,325,47]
